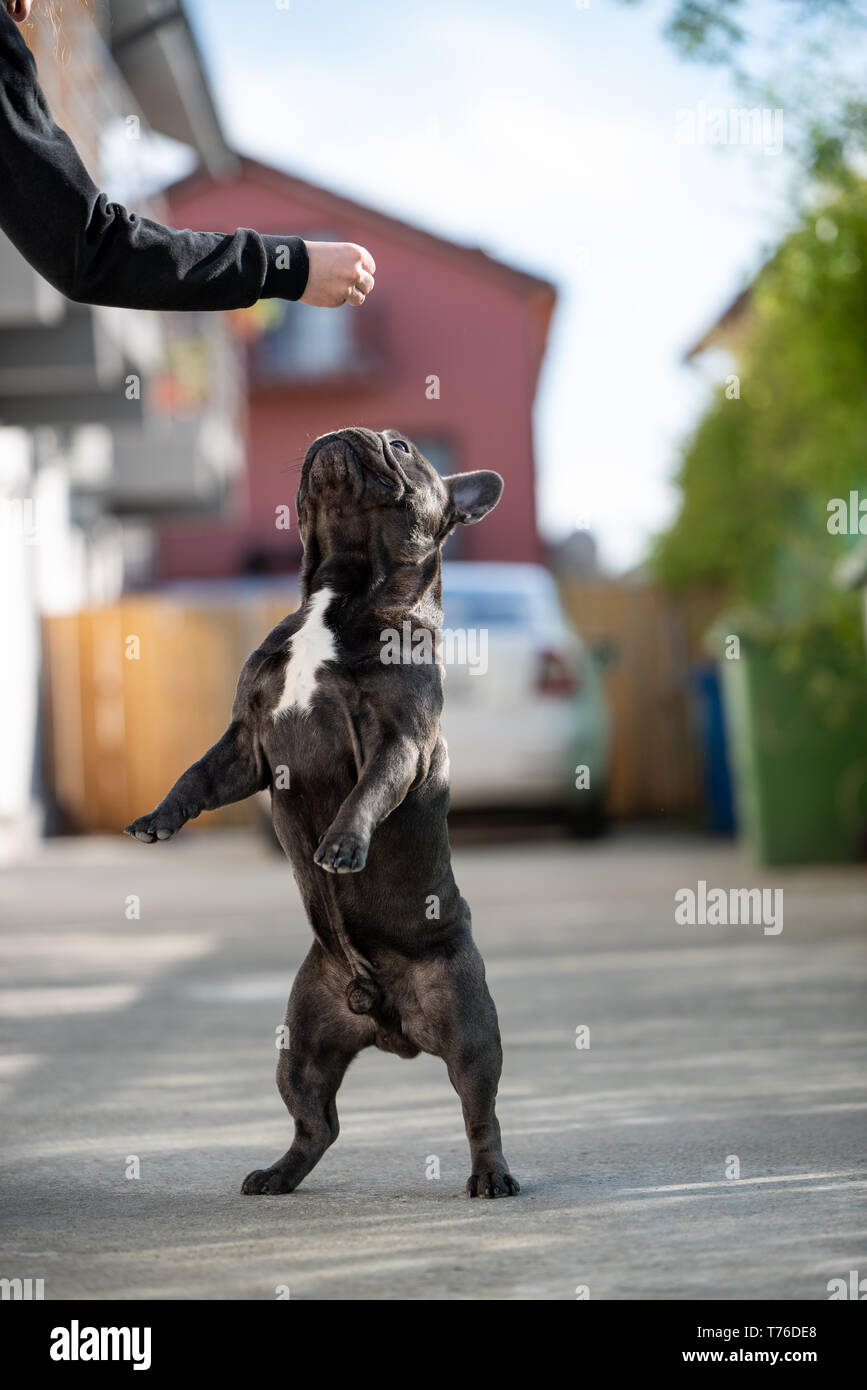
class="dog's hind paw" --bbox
[314,829,368,874]
[241,1166,295,1195]
[466,1171,520,1199]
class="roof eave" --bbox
[107,1,238,179]
[164,153,558,301]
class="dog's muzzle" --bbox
[300,431,415,505]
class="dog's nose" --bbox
[330,428,413,495]
[307,431,343,458]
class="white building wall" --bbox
[0,428,41,861]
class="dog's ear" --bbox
[444,471,504,525]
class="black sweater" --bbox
[0,11,308,309]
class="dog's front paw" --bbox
[124,803,189,843]
[466,1171,520,1199]
[314,829,368,874]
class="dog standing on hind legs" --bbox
[126,426,519,1199]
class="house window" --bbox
[251,300,354,380]
[413,437,454,479]
[412,437,468,560]
[251,229,357,380]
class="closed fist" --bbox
[301,241,375,308]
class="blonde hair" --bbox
[27,1,91,66]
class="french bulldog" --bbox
[125,426,518,1199]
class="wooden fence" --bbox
[42,590,299,834]
[559,580,720,821]
[42,581,719,832]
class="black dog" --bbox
[125,427,518,1199]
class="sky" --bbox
[180,0,797,572]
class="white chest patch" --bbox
[272,587,337,718]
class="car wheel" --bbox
[564,793,608,839]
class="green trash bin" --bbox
[716,625,867,865]
[834,539,867,664]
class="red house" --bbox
[158,157,555,577]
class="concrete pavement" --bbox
[0,828,864,1300]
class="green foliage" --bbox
[620,0,867,185]
[626,1,867,712]
[654,187,867,592]
[662,0,746,64]
[652,187,867,708]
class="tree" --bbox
[621,0,867,187]
[652,185,867,716]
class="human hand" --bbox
[300,241,375,308]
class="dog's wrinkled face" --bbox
[297,427,503,568]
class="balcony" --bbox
[0,302,157,428]
[0,239,65,331]
[90,312,243,517]
[247,298,387,392]
[0,4,242,524]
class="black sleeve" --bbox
[0,12,308,310]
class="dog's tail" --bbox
[345,975,382,1015]
[345,974,419,1058]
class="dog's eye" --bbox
[391,440,410,454]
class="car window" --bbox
[442,589,533,628]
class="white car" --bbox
[440,562,610,827]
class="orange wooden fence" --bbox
[42,590,299,834]
[42,581,718,832]
[559,580,720,820]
